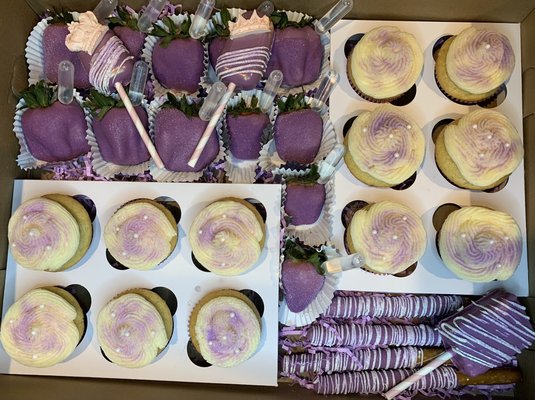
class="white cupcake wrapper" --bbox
[258,97,337,175]
[222,89,277,183]
[148,96,226,182]
[85,97,151,178]
[26,17,48,85]
[14,89,89,170]
[279,244,340,327]
[142,13,209,98]
[282,177,334,246]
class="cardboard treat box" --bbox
[0,1,534,399]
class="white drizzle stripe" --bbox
[216,47,269,81]
[90,35,133,95]
[323,294,462,320]
[307,324,442,347]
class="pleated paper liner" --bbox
[142,13,209,99]
[222,89,277,183]
[279,244,340,327]
[258,96,337,175]
[148,96,226,182]
[14,89,90,170]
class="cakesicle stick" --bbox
[187,82,236,168]
[114,82,164,169]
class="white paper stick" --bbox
[114,82,164,169]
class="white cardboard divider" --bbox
[0,180,281,386]
[329,20,527,296]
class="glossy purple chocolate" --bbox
[282,259,325,313]
[284,183,325,225]
[113,26,146,59]
[154,108,219,172]
[152,38,204,93]
[42,24,90,89]
[22,101,89,162]
[208,37,227,68]
[274,109,323,164]
[92,106,150,165]
[265,26,323,87]
[226,113,269,160]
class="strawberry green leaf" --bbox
[277,92,310,113]
[85,89,125,119]
[20,81,57,109]
[284,239,326,275]
[227,96,262,116]
[161,93,202,118]
[284,165,320,185]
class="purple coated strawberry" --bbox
[208,37,227,67]
[227,113,269,160]
[285,183,325,225]
[113,26,146,59]
[282,259,325,313]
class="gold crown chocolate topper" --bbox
[228,10,273,39]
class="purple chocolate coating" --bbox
[43,24,90,89]
[209,37,227,68]
[152,38,204,93]
[282,259,325,313]
[22,101,89,162]
[284,183,325,225]
[154,108,219,172]
[265,26,323,87]
[92,106,150,165]
[113,26,146,59]
[274,109,323,164]
[226,113,269,160]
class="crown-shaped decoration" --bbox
[65,11,108,55]
[228,10,273,39]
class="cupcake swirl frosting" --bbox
[8,198,80,271]
[0,289,80,367]
[97,293,169,368]
[351,26,423,99]
[104,202,177,271]
[347,105,425,184]
[438,206,522,282]
[194,296,261,368]
[189,200,264,276]
[349,201,426,275]
[446,27,515,94]
[444,110,523,187]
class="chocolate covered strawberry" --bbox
[207,8,234,67]
[154,94,219,172]
[85,90,149,165]
[226,95,269,160]
[274,93,323,165]
[108,5,146,59]
[281,240,326,313]
[284,166,326,226]
[41,10,90,88]
[150,16,204,93]
[266,11,323,88]
[19,81,89,162]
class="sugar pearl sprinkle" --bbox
[133,233,139,239]
[39,304,44,309]
[402,216,408,221]
[122,251,127,257]
[143,215,148,220]
[363,128,368,133]
[392,235,398,240]
[45,245,51,251]
[406,124,412,130]
[32,355,38,359]
[372,229,378,235]
[472,124,478,129]
[230,312,236,319]
[394,152,400,158]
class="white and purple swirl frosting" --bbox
[444,109,523,187]
[0,288,80,367]
[348,201,426,275]
[350,26,423,99]
[97,293,169,368]
[438,206,522,282]
[189,200,264,276]
[347,105,425,185]
[8,198,80,271]
[104,201,177,271]
[446,27,515,94]
[194,295,261,368]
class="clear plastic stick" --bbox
[128,60,149,106]
[315,0,353,34]
[189,0,215,39]
[256,1,274,17]
[259,70,283,113]
[311,69,339,110]
[138,0,168,32]
[321,253,365,274]
[317,143,345,184]
[93,0,118,22]
[57,60,74,105]
[199,81,227,121]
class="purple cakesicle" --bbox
[208,37,227,68]
[22,101,89,162]
[284,183,325,225]
[92,106,150,165]
[282,259,325,313]
[154,108,219,172]
[265,26,323,87]
[275,109,323,164]
[226,113,269,160]
[113,26,146,59]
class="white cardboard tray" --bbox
[0,180,281,386]
[330,20,527,296]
